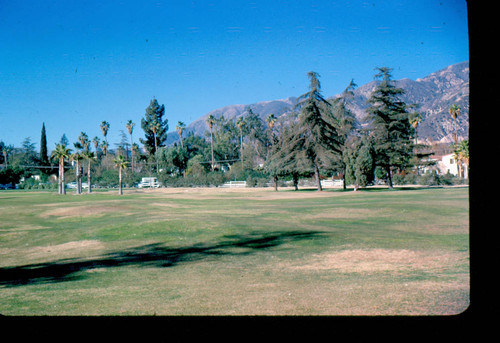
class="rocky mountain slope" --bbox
[166,61,469,145]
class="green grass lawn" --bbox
[0,186,469,315]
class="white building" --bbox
[436,153,468,178]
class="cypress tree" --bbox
[40,122,48,166]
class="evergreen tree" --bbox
[140,98,168,156]
[243,107,267,167]
[40,123,49,166]
[60,134,69,146]
[330,80,358,189]
[343,135,375,191]
[265,120,310,191]
[294,71,342,191]
[365,67,415,188]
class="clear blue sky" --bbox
[0,0,469,151]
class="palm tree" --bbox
[206,115,216,170]
[100,140,109,156]
[71,143,83,195]
[92,136,100,158]
[176,121,186,148]
[1,144,13,167]
[236,116,246,164]
[454,139,469,179]
[409,113,422,145]
[100,121,110,155]
[51,144,72,195]
[78,132,90,152]
[132,143,141,171]
[82,151,95,193]
[125,120,135,171]
[449,104,461,145]
[149,120,161,173]
[448,104,461,176]
[266,114,277,149]
[114,154,129,195]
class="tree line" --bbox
[0,67,469,194]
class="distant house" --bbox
[422,153,468,179]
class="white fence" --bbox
[221,181,247,188]
[320,179,344,188]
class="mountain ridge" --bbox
[166,61,469,145]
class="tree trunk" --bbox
[210,129,215,171]
[118,167,123,195]
[61,159,66,195]
[154,131,159,174]
[314,164,322,191]
[75,160,81,194]
[130,135,134,172]
[386,166,393,189]
[240,132,243,165]
[273,175,278,192]
[58,160,62,194]
[87,161,92,194]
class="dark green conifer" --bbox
[140,98,169,156]
[366,67,415,188]
[40,122,48,166]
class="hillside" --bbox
[166,61,469,145]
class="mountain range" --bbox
[166,61,469,145]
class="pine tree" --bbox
[294,71,342,191]
[140,98,168,156]
[365,67,415,188]
[331,80,357,189]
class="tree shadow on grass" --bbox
[0,230,325,287]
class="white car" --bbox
[137,177,161,188]
[66,182,77,189]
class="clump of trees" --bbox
[1,68,469,193]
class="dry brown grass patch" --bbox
[40,205,129,218]
[287,248,468,274]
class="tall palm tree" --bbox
[449,104,461,145]
[100,141,108,156]
[100,121,110,155]
[176,121,186,148]
[114,154,129,195]
[51,144,72,195]
[454,139,469,179]
[449,104,461,176]
[1,144,13,167]
[126,120,135,171]
[92,136,100,158]
[206,115,216,171]
[83,151,95,193]
[78,132,90,152]
[409,113,422,145]
[236,116,246,164]
[71,142,83,195]
[266,114,277,148]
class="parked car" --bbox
[137,177,161,188]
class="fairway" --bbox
[0,186,469,315]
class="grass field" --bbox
[0,186,469,315]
